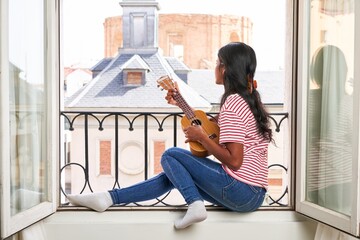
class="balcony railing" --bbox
[60,110,289,209]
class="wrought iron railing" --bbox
[60,111,289,208]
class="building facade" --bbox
[104,14,253,69]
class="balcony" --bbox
[29,109,319,240]
[60,109,289,207]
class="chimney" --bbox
[119,0,160,54]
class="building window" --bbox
[168,33,184,61]
[153,141,165,175]
[126,71,143,85]
[99,141,112,175]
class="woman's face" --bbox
[215,58,225,85]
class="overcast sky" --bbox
[62,0,286,70]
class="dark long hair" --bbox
[218,42,273,142]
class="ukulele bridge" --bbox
[208,133,218,139]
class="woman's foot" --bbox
[174,200,207,229]
[66,192,113,212]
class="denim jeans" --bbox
[109,147,266,212]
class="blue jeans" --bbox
[109,147,266,212]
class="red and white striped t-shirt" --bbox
[218,94,269,189]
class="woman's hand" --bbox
[183,125,207,143]
[209,115,219,124]
[165,81,179,106]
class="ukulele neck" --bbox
[173,92,196,120]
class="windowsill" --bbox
[50,208,311,224]
[39,209,318,240]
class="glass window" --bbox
[297,0,359,236]
[306,46,353,215]
[306,0,355,215]
[9,0,47,215]
[0,0,58,238]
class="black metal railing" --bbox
[60,111,289,208]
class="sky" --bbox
[62,0,286,70]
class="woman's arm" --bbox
[165,83,240,167]
[184,125,244,170]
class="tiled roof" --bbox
[90,58,113,72]
[255,70,285,104]
[187,69,285,105]
[187,70,223,105]
[164,57,191,73]
[65,52,211,111]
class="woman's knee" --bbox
[160,147,177,166]
[160,147,189,166]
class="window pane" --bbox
[305,0,354,216]
[9,0,48,215]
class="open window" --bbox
[0,0,59,238]
[296,0,360,236]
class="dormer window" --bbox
[124,71,144,85]
[121,54,150,86]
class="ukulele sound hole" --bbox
[191,119,202,126]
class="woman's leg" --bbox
[160,147,266,212]
[66,191,113,212]
[160,147,226,228]
[109,172,174,204]
[160,147,230,205]
[67,172,175,212]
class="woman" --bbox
[67,42,273,229]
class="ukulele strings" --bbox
[160,76,213,137]
[162,77,197,123]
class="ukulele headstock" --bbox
[157,75,176,91]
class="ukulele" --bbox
[157,75,220,157]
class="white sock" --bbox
[67,192,113,212]
[174,200,207,229]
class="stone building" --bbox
[104,14,253,69]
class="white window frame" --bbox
[295,0,360,237]
[3,0,360,238]
[0,0,59,238]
